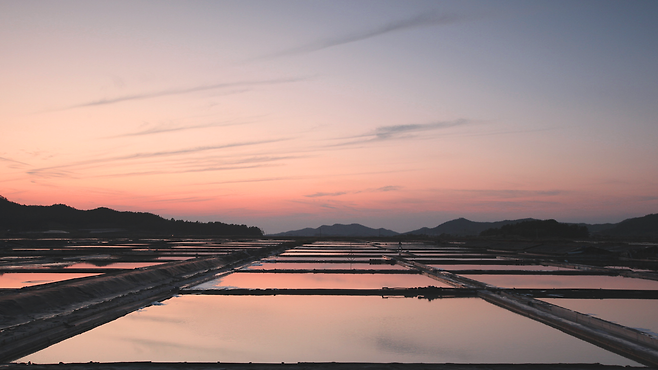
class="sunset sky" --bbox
[1,0,657,233]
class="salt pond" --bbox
[20,295,639,365]
[459,274,658,290]
[0,272,101,288]
[541,298,658,338]
[191,272,448,289]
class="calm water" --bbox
[0,272,101,288]
[541,298,658,338]
[191,272,448,289]
[243,262,409,270]
[429,264,576,271]
[20,295,639,365]
[460,274,658,290]
[11,241,657,366]
[65,262,164,269]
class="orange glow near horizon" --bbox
[2,2,657,233]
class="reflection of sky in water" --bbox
[245,262,408,270]
[65,262,163,269]
[460,274,658,290]
[0,273,101,288]
[541,299,658,338]
[191,272,446,290]
[21,295,639,365]
[430,264,576,271]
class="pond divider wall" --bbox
[386,255,658,367]
[0,238,300,364]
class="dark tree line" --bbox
[0,196,262,236]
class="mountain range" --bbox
[270,223,399,237]
[1,195,655,239]
[269,214,658,239]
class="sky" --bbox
[1,0,657,234]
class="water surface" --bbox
[191,272,446,289]
[0,272,101,288]
[460,274,658,289]
[21,295,639,365]
[541,298,658,338]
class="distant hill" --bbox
[405,218,536,236]
[480,219,589,239]
[576,222,616,234]
[0,195,262,236]
[269,223,399,237]
[597,213,658,238]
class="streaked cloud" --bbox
[253,12,463,60]
[374,120,469,140]
[27,138,290,178]
[305,185,402,198]
[52,77,307,111]
[306,191,349,198]
[0,156,28,166]
[205,176,303,185]
[114,119,257,138]
[96,164,274,179]
[374,185,402,192]
[456,189,567,199]
[331,119,471,147]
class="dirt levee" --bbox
[0,257,224,328]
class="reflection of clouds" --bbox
[373,335,472,361]
[127,313,183,324]
[108,335,244,356]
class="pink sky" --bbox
[1,1,657,233]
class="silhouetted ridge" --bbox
[0,196,261,236]
[598,213,658,238]
[269,223,398,237]
[406,218,536,236]
[480,219,589,239]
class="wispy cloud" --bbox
[155,197,215,204]
[374,185,402,192]
[114,120,253,138]
[206,176,304,185]
[305,185,402,198]
[47,77,306,112]
[455,189,567,199]
[306,191,349,198]
[374,120,469,140]
[252,12,463,61]
[96,164,274,178]
[0,156,28,166]
[331,119,471,147]
[27,138,290,178]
